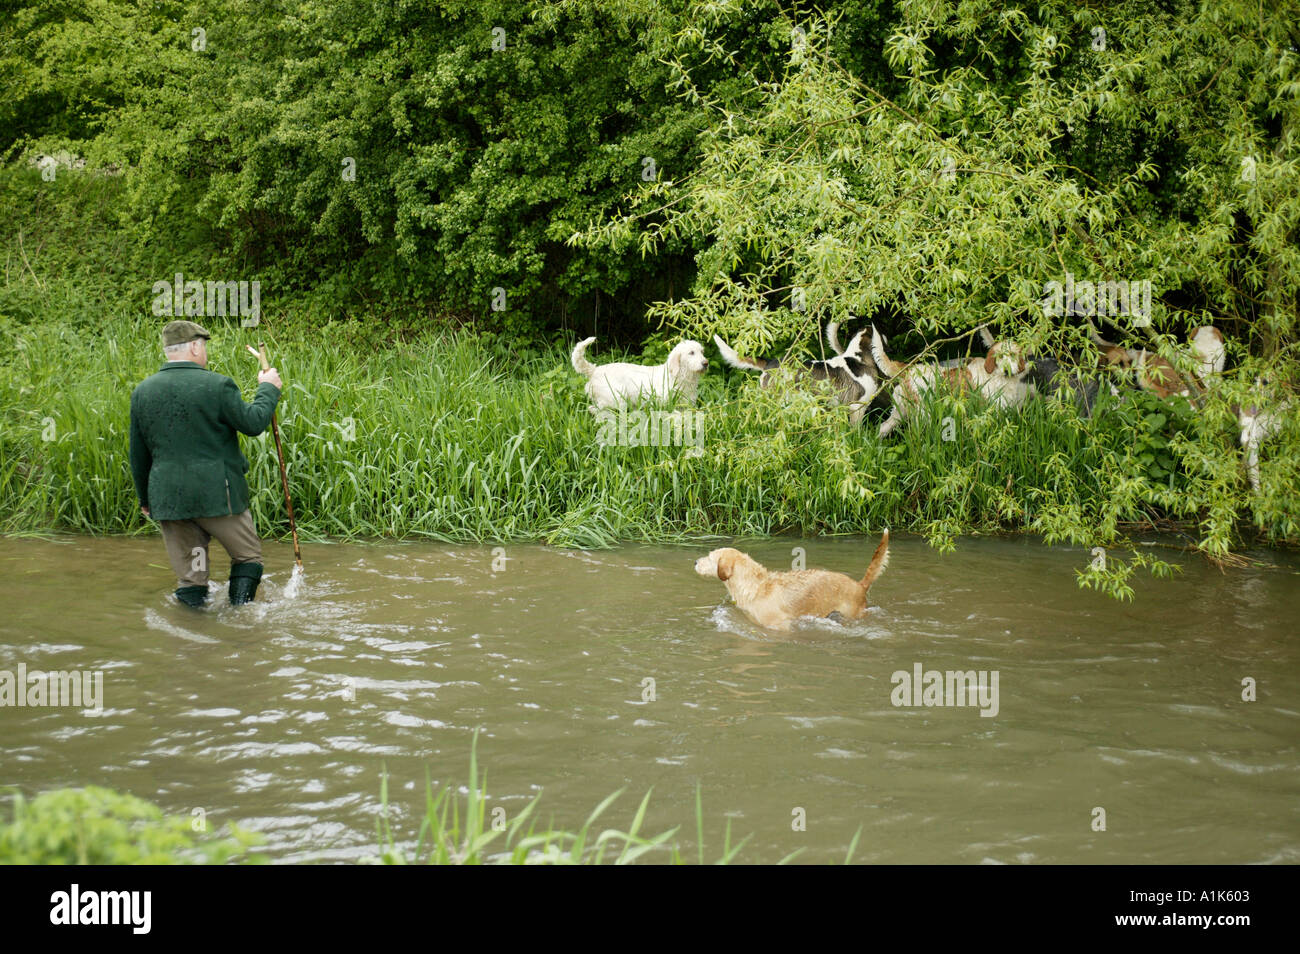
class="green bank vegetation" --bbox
[2,308,1295,599]
[2,0,1298,598]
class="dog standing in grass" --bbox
[1089,325,1226,399]
[870,325,1033,438]
[571,337,709,411]
[695,531,890,631]
[713,321,880,426]
[1238,378,1292,492]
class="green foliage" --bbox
[374,730,686,865]
[0,786,264,864]
[1112,392,1195,485]
[572,0,1300,579]
[0,0,190,148]
[580,0,1299,344]
[2,0,1297,594]
[0,0,714,337]
[6,0,1298,346]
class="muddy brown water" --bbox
[1,534,1297,864]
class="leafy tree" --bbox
[574,0,1300,587]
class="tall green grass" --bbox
[2,311,1296,596]
[373,731,856,864]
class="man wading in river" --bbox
[129,320,283,607]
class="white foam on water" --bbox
[281,564,305,601]
[708,604,774,640]
[143,607,220,644]
[793,612,887,640]
[709,604,886,640]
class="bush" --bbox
[0,786,264,864]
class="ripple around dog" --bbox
[708,604,889,641]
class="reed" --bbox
[372,730,861,864]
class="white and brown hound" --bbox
[870,326,1033,437]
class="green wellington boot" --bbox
[228,562,264,605]
[174,584,208,608]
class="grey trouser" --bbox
[160,510,263,587]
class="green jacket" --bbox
[129,362,282,521]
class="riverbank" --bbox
[2,314,1296,598]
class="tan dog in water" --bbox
[695,532,890,631]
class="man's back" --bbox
[129,362,280,521]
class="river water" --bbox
[1,534,1296,863]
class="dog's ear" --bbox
[717,552,734,581]
[666,346,682,376]
[984,349,998,375]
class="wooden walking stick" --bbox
[247,343,303,570]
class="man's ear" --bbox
[717,553,733,581]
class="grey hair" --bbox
[164,339,200,357]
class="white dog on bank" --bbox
[571,337,709,411]
[1238,379,1291,493]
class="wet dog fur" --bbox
[695,531,890,632]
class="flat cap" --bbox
[161,320,211,348]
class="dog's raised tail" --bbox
[840,328,868,360]
[713,335,770,372]
[861,529,890,591]
[870,326,903,378]
[826,321,844,355]
[571,336,598,377]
